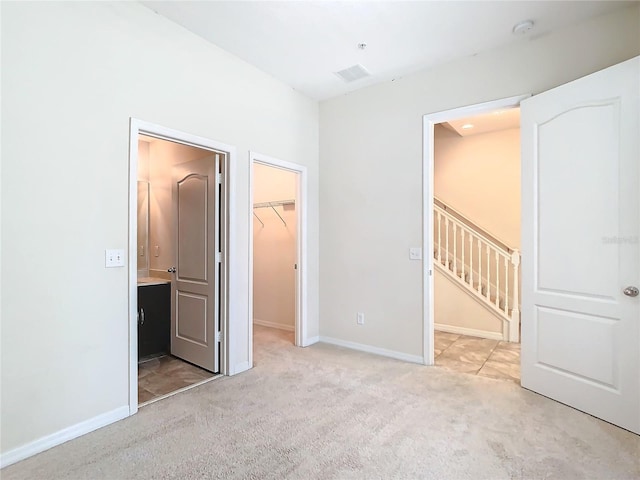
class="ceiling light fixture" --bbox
[462,124,474,129]
[512,20,534,35]
[358,43,367,50]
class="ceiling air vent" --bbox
[334,64,371,83]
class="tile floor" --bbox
[138,355,216,404]
[434,330,520,383]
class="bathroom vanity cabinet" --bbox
[137,281,171,360]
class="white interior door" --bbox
[521,57,639,433]
[170,155,220,373]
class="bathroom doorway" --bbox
[129,120,234,412]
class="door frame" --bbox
[249,152,308,362]
[128,118,236,415]
[421,94,530,366]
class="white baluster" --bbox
[504,255,509,314]
[477,240,482,294]
[495,249,499,308]
[445,217,449,269]
[437,210,441,263]
[486,245,490,300]
[468,234,473,288]
[510,250,521,342]
[453,222,457,275]
[461,229,465,283]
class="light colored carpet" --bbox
[3,326,639,479]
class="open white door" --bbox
[521,57,639,433]
[170,155,220,373]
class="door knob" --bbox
[167,266,176,273]
[623,286,639,297]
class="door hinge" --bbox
[216,173,223,185]
[216,252,222,263]
[215,331,221,343]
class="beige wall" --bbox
[319,5,640,357]
[434,126,521,248]
[1,1,319,457]
[434,269,503,338]
[253,164,297,330]
[137,141,151,274]
[138,141,150,182]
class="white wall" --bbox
[253,164,297,331]
[319,5,640,358]
[434,126,521,248]
[1,1,319,458]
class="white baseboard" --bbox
[319,336,424,365]
[301,335,319,347]
[231,361,251,375]
[253,319,294,332]
[434,323,503,341]
[0,405,129,468]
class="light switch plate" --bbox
[409,247,422,260]
[105,249,125,268]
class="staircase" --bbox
[434,198,520,342]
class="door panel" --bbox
[171,155,220,372]
[521,56,639,433]
[177,176,208,281]
[176,292,208,346]
[536,103,619,298]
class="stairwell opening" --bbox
[431,107,522,383]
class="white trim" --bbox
[139,375,223,407]
[0,406,129,468]
[434,323,503,341]
[128,118,238,417]
[253,319,295,332]
[302,335,320,347]
[231,361,251,375]
[320,336,425,365]
[422,94,530,367]
[249,151,309,361]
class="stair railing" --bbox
[434,202,520,342]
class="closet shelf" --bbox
[253,199,295,227]
[253,199,295,209]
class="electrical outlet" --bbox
[409,247,422,260]
[357,312,365,325]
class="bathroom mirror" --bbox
[137,181,150,277]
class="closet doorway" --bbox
[249,152,308,365]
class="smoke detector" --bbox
[512,20,534,35]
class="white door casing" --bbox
[170,155,221,372]
[521,57,639,433]
[422,94,530,365]
[248,151,309,368]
